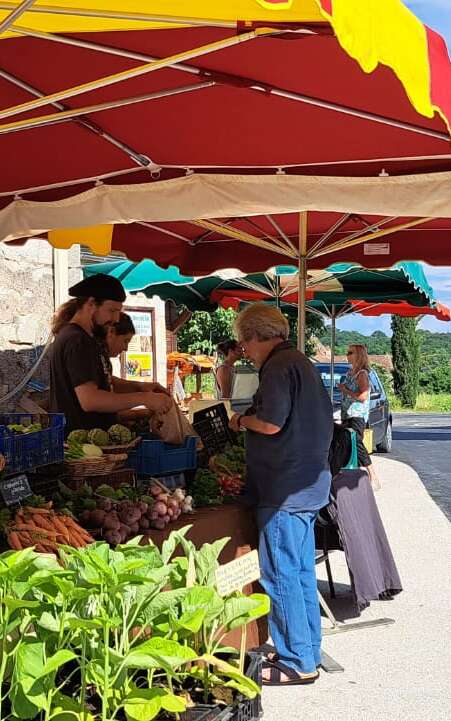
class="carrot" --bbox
[69,531,85,548]
[32,514,57,533]
[8,531,22,550]
[35,542,56,553]
[11,523,42,533]
[52,517,71,541]
[24,507,51,515]
[18,531,33,546]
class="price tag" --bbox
[0,474,32,506]
[215,550,261,596]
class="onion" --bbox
[156,493,169,503]
[153,501,168,517]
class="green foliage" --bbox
[320,328,392,355]
[0,530,267,720]
[391,316,420,408]
[177,308,236,354]
[289,312,325,357]
[178,307,325,358]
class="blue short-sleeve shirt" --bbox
[245,342,333,511]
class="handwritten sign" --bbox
[0,474,32,506]
[215,550,261,596]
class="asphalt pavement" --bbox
[378,412,451,521]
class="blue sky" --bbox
[336,2,451,337]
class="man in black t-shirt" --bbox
[50,274,171,434]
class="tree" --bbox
[177,308,236,354]
[391,316,420,407]
[288,312,325,357]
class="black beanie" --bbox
[68,273,126,302]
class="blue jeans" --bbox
[256,508,321,674]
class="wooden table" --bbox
[144,503,268,650]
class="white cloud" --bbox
[421,265,451,292]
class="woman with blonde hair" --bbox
[337,344,379,488]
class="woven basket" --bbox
[64,453,128,479]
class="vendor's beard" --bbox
[92,319,111,336]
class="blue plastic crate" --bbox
[0,413,65,475]
[127,436,197,476]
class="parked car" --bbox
[314,362,393,452]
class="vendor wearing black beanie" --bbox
[50,273,171,434]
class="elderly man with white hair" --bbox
[230,303,333,687]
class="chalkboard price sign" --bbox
[0,474,32,506]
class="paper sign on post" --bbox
[215,550,261,596]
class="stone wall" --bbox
[0,240,81,408]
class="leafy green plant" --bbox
[0,528,268,720]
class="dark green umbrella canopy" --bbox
[84,259,436,314]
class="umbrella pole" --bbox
[275,274,281,309]
[297,212,308,352]
[330,306,336,403]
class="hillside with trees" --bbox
[320,327,451,394]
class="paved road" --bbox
[377,412,451,521]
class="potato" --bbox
[97,498,113,512]
[104,529,122,545]
[162,515,170,523]
[139,517,150,530]
[119,509,141,526]
[119,522,131,537]
[129,522,139,535]
[150,485,161,498]
[138,501,148,514]
[103,512,120,530]
[150,518,166,530]
[166,507,174,518]
[150,510,159,521]
[90,509,106,527]
[79,510,92,524]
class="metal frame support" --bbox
[297,211,308,353]
[330,306,336,402]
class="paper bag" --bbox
[151,401,197,445]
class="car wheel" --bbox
[377,421,392,453]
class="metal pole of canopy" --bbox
[297,212,308,353]
[330,305,336,403]
[275,274,281,309]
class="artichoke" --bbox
[108,424,133,445]
[87,428,110,447]
[67,429,89,444]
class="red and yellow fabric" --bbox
[1,1,449,129]
[256,0,451,132]
[315,1,451,133]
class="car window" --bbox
[370,371,383,393]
